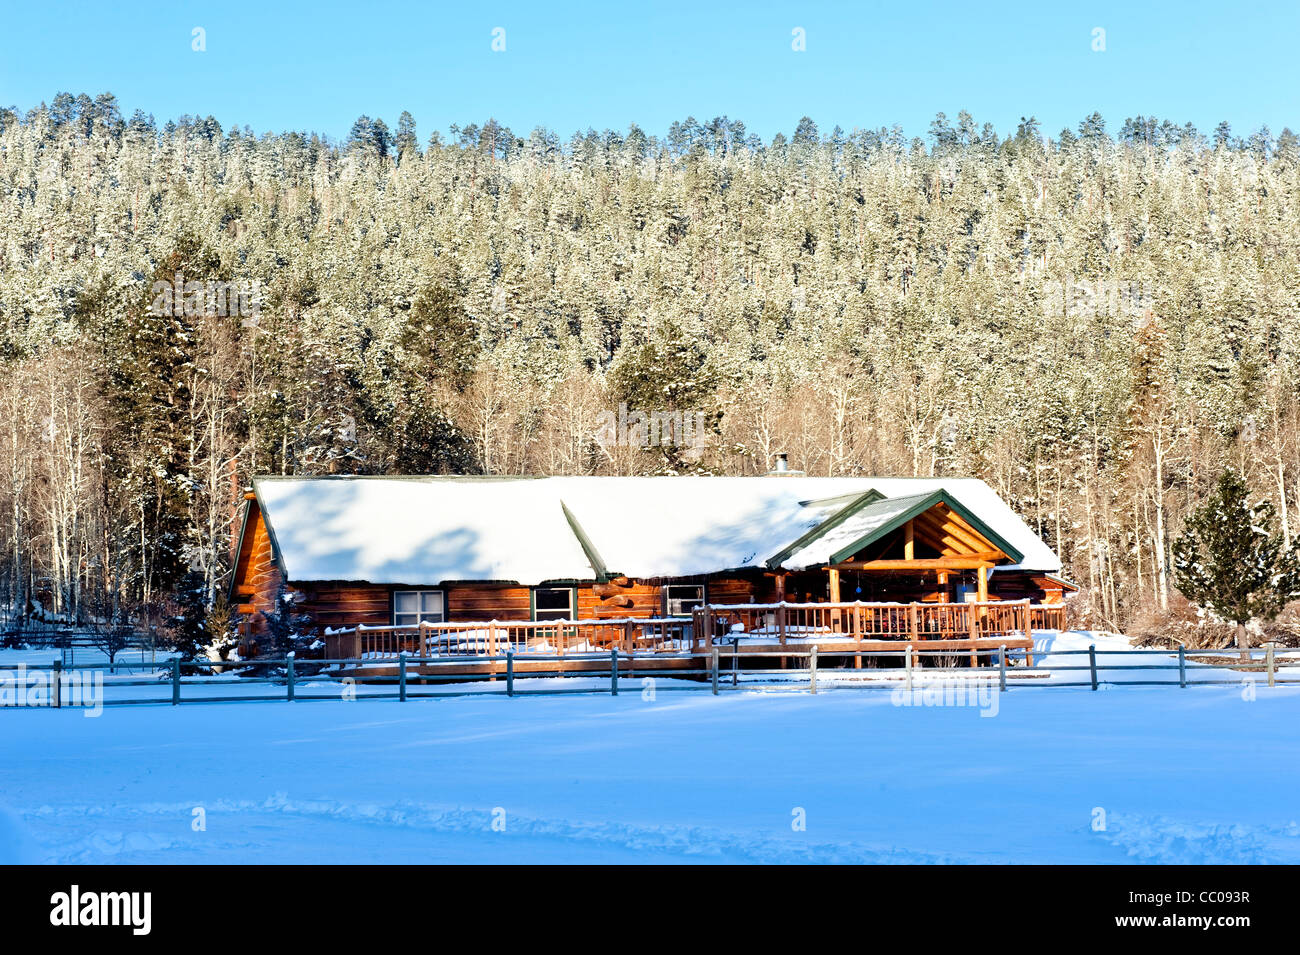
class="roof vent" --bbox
[767,452,804,476]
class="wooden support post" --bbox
[854,602,862,669]
[711,647,719,695]
[998,645,1007,692]
[1178,645,1186,688]
[397,651,406,702]
[506,649,514,697]
[1023,598,1032,644]
[172,657,181,705]
[828,569,841,632]
[1267,643,1276,688]
[1088,644,1098,691]
[52,660,61,708]
[909,603,920,668]
[904,644,913,692]
[968,604,979,647]
[611,648,619,695]
[286,652,296,702]
[778,602,787,670]
[809,645,818,695]
[903,520,915,561]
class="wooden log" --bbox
[828,569,841,632]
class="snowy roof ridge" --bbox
[252,475,1063,585]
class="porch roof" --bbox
[774,488,1025,571]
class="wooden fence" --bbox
[4,643,1297,709]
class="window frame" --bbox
[663,582,706,617]
[532,585,577,622]
[391,589,446,628]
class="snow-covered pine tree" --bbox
[1172,469,1300,658]
[166,571,209,659]
[259,584,312,657]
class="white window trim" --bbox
[664,583,705,617]
[533,586,575,621]
[392,589,446,627]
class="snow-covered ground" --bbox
[3,670,1299,863]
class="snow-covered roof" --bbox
[252,475,1062,585]
[781,492,936,570]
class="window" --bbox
[534,586,574,621]
[664,584,705,617]
[393,590,445,627]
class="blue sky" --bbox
[2,0,1296,142]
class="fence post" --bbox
[1178,645,1186,688]
[286,652,295,702]
[711,647,719,695]
[809,645,818,695]
[52,659,61,709]
[1267,643,1276,688]
[1088,644,1098,691]
[998,644,1007,693]
[610,648,619,696]
[506,649,514,697]
[171,657,181,705]
[904,644,913,692]
[398,651,407,702]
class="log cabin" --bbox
[229,474,1075,662]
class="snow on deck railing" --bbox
[317,600,1068,663]
[326,616,696,660]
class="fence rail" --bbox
[3,643,1298,709]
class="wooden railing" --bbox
[326,616,693,660]
[694,600,1066,648]
[325,601,1069,660]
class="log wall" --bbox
[231,499,283,638]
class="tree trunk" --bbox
[1153,442,1169,612]
[1236,621,1250,663]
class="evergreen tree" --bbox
[395,110,418,159]
[166,571,209,658]
[1173,470,1300,657]
[260,583,312,656]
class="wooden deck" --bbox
[321,600,1060,675]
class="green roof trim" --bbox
[765,489,886,569]
[825,488,1025,566]
[250,480,289,581]
[226,498,254,604]
[560,500,609,581]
